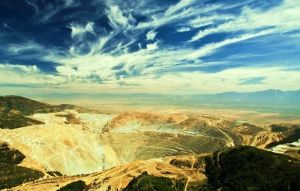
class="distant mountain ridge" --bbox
[33,89,300,115]
[209,89,300,102]
[2,90,300,116]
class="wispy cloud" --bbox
[239,77,265,85]
[107,5,131,31]
[7,42,44,54]
[67,22,95,38]
[25,0,39,14]
[190,0,300,42]
[187,29,274,59]
[1,0,300,94]
[164,0,197,16]
[187,14,235,29]
[25,0,80,23]
[146,30,157,41]
[0,63,65,87]
[177,27,191,32]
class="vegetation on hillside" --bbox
[203,146,300,191]
[0,96,51,115]
[0,164,44,189]
[123,172,185,191]
[0,143,44,189]
[58,180,87,191]
[0,142,25,164]
[123,146,300,191]
[0,95,76,129]
[0,113,44,129]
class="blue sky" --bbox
[0,0,300,95]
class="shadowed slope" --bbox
[0,143,44,189]
[203,146,300,191]
[0,95,76,129]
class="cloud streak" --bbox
[68,22,95,38]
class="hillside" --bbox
[7,146,300,191]
[0,95,76,129]
[203,146,300,191]
[0,142,44,189]
[0,96,52,115]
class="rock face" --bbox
[0,113,121,175]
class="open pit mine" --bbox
[0,96,299,191]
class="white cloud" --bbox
[89,35,112,54]
[25,0,39,14]
[107,5,129,30]
[36,0,80,23]
[146,42,158,51]
[146,30,157,41]
[64,0,76,7]
[177,27,191,32]
[7,42,43,54]
[164,0,196,16]
[0,64,65,86]
[190,0,300,42]
[0,64,39,73]
[188,14,234,29]
[7,0,299,94]
[116,66,300,93]
[67,22,95,38]
[187,29,274,59]
[135,1,252,30]
[136,2,222,29]
[47,0,300,94]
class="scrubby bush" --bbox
[124,172,184,191]
[203,146,300,191]
[58,180,87,191]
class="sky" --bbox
[0,0,300,95]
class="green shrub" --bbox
[0,143,25,164]
[58,180,87,191]
[124,172,184,191]
[204,146,300,191]
[0,164,44,189]
[0,143,44,189]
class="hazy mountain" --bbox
[33,89,300,115]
